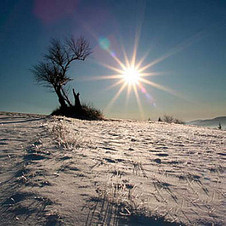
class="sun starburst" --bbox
[98,45,179,116]
[77,35,190,118]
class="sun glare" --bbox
[123,66,140,85]
[80,35,184,118]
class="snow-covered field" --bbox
[0,112,225,225]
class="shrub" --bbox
[161,115,184,124]
[51,103,103,120]
[163,115,174,123]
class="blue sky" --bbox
[0,0,225,121]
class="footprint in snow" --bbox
[156,153,169,157]
[154,158,161,164]
[24,153,48,161]
[104,158,116,163]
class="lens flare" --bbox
[99,37,110,50]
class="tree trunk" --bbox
[61,88,73,107]
[55,86,67,109]
[73,89,81,110]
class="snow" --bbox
[0,112,225,225]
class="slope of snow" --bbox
[187,116,226,129]
[0,112,225,225]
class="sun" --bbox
[122,66,141,85]
[80,36,182,118]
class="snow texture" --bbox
[0,112,225,225]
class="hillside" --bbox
[0,112,225,225]
[187,116,226,129]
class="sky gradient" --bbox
[0,0,226,121]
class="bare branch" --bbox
[66,36,92,61]
[31,35,92,108]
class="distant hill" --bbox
[187,116,226,129]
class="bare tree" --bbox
[32,36,91,110]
